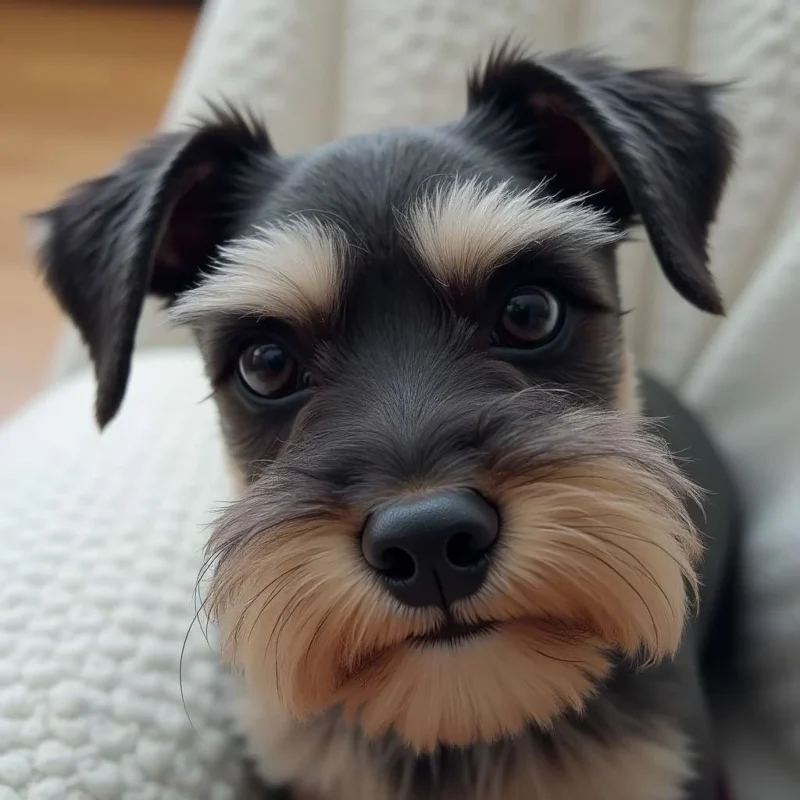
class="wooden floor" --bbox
[0,1,197,420]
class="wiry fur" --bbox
[206,406,700,754]
[172,219,347,328]
[240,703,692,800]
[403,177,622,290]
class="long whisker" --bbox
[270,583,316,701]
[556,541,661,652]
[577,524,677,616]
[301,603,338,674]
[179,602,210,734]
[241,563,308,647]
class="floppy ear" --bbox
[33,112,272,427]
[468,46,736,314]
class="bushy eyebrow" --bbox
[401,178,622,290]
[170,218,347,328]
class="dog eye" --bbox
[496,287,563,347]
[237,342,300,399]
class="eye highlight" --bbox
[496,287,563,348]
[237,341,303,400]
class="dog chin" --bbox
[333,617,611,752]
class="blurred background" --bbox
[0,0,198,419]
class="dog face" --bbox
[35,47,733,752]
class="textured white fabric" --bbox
[36,0,800,795]
[0,352,245,800]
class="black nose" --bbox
[361,489,499,608]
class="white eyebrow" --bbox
[170,218,347,327]
[401,177,622,288]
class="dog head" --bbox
[35,46,733,752]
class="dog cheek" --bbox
[207,516,349,712]
[206,513,427,718]
[484,454,700,662]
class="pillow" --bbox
[0,350,244,800]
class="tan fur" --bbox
[208,452,698,755]
[340,620,610,751]
[171,218,346,328]
[240,697,692,800]
[402,177,622,291]
[483,460,699,663]
[240,698,395,799]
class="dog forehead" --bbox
[260,126,514,241]
[173,125,619,331]
[173,127,511,321]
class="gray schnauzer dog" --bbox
[35,44,740,800]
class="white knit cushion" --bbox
[0,350,243,800]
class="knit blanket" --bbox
[0,352,245,800]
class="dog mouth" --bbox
[335,619,499,688]
[334,615,597,693]
[410,619,496,646]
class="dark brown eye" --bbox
[237,342,299,399]
[497,287,562,347]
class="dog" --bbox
[34,44,740,799]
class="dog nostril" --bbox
[380,547,416,581]
[445,531,488,568]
